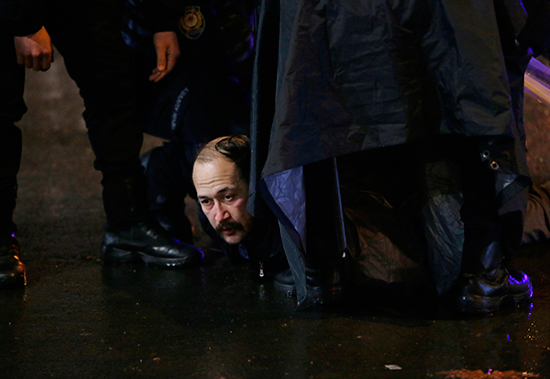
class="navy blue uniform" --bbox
[1,1,205,275]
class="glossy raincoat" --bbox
[249,0,544,305]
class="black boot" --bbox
[273,265,343,301]
[456,137,532,314]
[455,226,532,314]
[140,144,194,243]
[457,269,532,314]
[298,158,348,304]
[0,228,25,289]
[101,175,202,268]
[0,178,25,289]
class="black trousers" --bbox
[1,1,147,227]
[0,34,25,230]
[45,0,145,186]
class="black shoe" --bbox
[274,266,344,304]
[0,234,26,289]
[272,268,297,296]
[456,268,533,314]
[140,146,194,244]
[101,220,203,268]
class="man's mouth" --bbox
[216,221,244,235]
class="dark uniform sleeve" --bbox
[141,0,182,33]
[0,0,44,36]
[517,0,550,56]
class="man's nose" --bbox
[213,202,229,223]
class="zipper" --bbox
[259,261,265,278]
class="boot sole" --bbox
[307,285,344,305]
[273,281,344,304]
[273,281,296,297]
[457,286,533,314]
[101,245,201,268]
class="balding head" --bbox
[195,135,250,184]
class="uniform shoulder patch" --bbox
[179,6,205,40]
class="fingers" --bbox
[149,46,167,82]
[165,46,179,73]
[149,32,180,82]
[156,47,167,73]
[149,46,181,82]
[41,49,53,71]
[26,50,52,71]
[13,27,54,72]
[149,58,168,82]
[15,51,35,70]
[16,52,25,66]
[33,54,41,71]
[149,67,164,82]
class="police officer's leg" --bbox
[0,35,27,288]
[456,136,532,314]
[44,1,202,268]
[140,141,194,243]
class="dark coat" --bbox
[250,0,540,304]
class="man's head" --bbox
[192,135,253,245]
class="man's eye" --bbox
[224,195,234,201]
[201,199,212,206]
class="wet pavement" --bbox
[2,55,550,379]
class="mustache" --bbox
[215,221,244,234]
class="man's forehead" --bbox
[194,157,237,175]
[193,158,240,189]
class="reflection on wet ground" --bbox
[2,57,550,379]
[2,249,550,378]
[439,369,541,378]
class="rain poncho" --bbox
[250,0,535,304]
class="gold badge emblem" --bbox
[179,6,205,40]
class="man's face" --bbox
[192,157,253,245]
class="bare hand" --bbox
[149,31,180,82]
[14,26,54,71]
